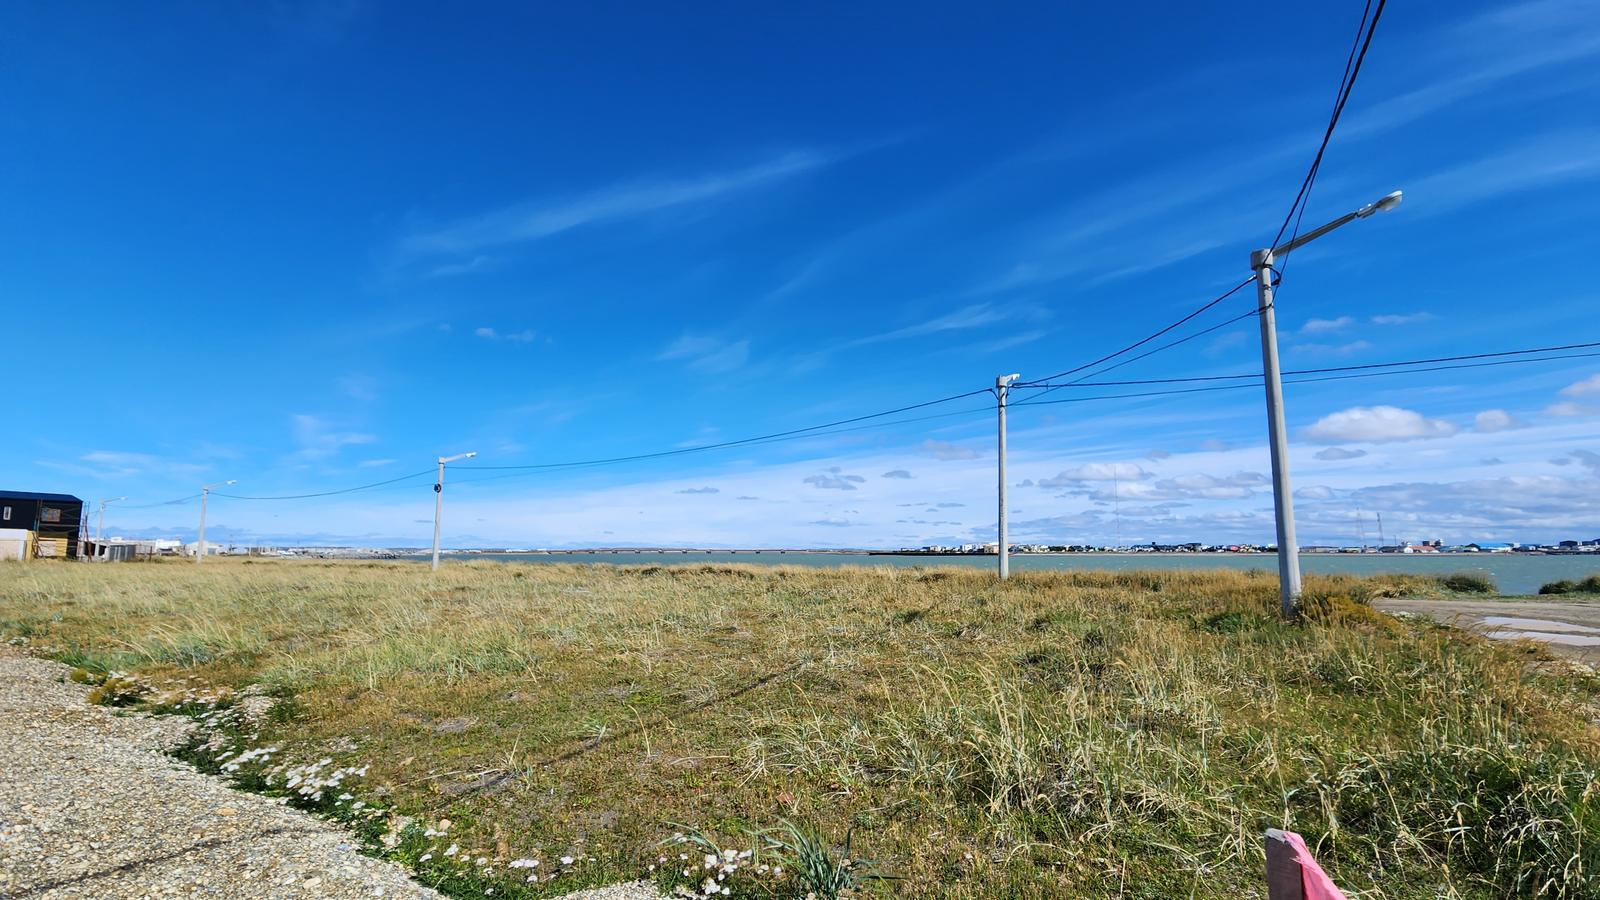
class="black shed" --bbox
[0,491,84,558]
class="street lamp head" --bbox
[996,373,1021,387]
[439,451,478,464]
[1356,190,1403,218]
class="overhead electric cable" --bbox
[1022,307,1262,405]
[1270,0,1386,252]
[454,387,995,472]
[213,469,436,501]
[1010,349,1600,409]
[1016,277,1255,387]
[446,402,1000,488]
[1020,338,1600,388]
[121,493,203,509]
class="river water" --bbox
[438,551,1600,596]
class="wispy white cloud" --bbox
[337,374,379,402]
[1404,131,1600,216]
[475,326,537,343]
[1560,373,1600,397]
[1370,312,1434,326]
[36,450,211,480]
[657,334,750,373]
[1290,340,1372,357]
[1301,316,1353,335]
[428,255,493,278]
[921,439,981,461]
[844,304,1014,349]
[290,414,376,460]
[400,151,831,259]
[1343,0,1600,140]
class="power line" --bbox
[214,469,435,501]
[453,387,995,472]
[1270,0,1387,252]
[447,403,999,489]
[1016,277,1255,387]
[120,493,203,510]
[1022,307,1262,405]
[1010,349,1600,409]
[1021,338,1600,388]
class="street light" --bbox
[431,452,477,571]
[995,374,1020,580]
[197,480,237,564]
[1253,189,1401,618]
[96,497,126,543]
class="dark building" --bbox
[0,491,84,558]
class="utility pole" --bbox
[1250,190,1402,618]
[432,451,477,571]
[1251,248,1303,617]
[197,481,236,564]
[996,374,1019,580]
[96,497,126,543]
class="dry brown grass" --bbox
[3,557,1598,898]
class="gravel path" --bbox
[0,650,660,900]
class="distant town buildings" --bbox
[902,537,1600,555]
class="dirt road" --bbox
[1375,596,1600,665]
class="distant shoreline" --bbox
[434,548,1586,557]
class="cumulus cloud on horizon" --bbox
[1303,406,1458,444]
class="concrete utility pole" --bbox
[197,481,236,564]
[1252,189,1402,617]
[96,497,126,543]
[431,451,477,571]
[996,374,1020,580]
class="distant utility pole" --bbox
[96,497,126,543]
[996,374,1020,580]
[197,481,237,564]
[432,451,478,571]
[1252,190,1402,618]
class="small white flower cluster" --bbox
[658,835,778,897]
[216,746,279,773]
[267,757,370,804]
[409,821,588,887]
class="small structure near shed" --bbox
[85,539,141,562]
[0,491,85,559]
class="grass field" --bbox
[3,558,1599,898]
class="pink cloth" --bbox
[1281,831,1347,900]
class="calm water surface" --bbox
[441,551,1600,596]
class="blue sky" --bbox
[5,0,1599,548]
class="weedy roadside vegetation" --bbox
[1539,574,1600,596]
[3,558,1598,898]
